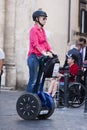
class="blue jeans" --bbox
[26,54,39,93]
[0,75,1,88]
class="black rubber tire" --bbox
[16,93,41,120]
[37,94,55,119]
[68,82,85,108]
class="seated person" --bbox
[48,54,79,97]
[63,41,83,69]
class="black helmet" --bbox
[32,10,47,21]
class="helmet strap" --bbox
[35,18,44,27]
[38,21,44,27]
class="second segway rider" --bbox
[26,9,54,93]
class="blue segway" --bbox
[16,55,60,120]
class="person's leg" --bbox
[0,75,1,92]
[26,54,39,93]
[59,82,65,105]
[48,79,55,95]
[48,78,58,97]
[0,75,1,87]
[51,80,58,97]
[0,70,3,93]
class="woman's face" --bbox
[38,16,47,26]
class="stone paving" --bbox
[0,90,87,130]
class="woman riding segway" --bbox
[16,9,59,120]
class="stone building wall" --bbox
[0,0,79,89]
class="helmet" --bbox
[32,10,47,21]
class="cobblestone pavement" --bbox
[0,90,87,130]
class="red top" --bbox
[69,63,79,76]
[60,63,79,82]
[28,24,52,57]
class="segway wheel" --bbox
[68,82,85,108]
[37,93,55,119]
[16,93,41,120]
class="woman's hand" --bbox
[42,51,53,58]
[46,52,53,58]
[56,73,64,78]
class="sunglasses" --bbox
[42,17,47,20]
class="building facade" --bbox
[0,0,87,89]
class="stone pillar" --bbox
[4,0,16,88]
[0,0,5,48]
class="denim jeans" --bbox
[26,54,39,93]
[0,75,1,88]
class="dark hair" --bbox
[67,54,78,62]
[79,38,86,44]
